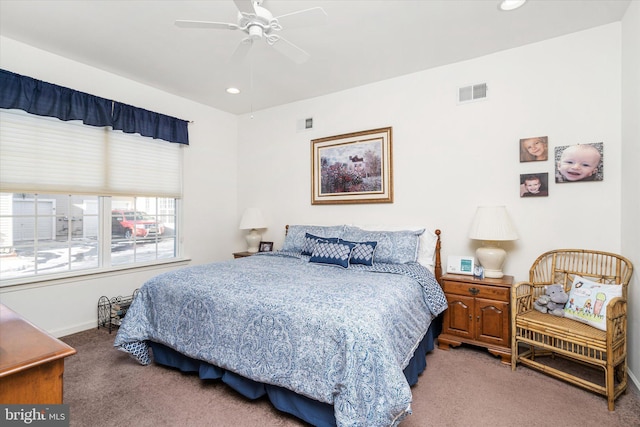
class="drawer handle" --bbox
[468,287,480,295]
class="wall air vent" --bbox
[296,117,314,132]
[458,83,488,104]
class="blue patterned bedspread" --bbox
[114,251,447,427]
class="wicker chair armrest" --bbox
[512,281,534,315]
[606,297,627,343]
[512,281,533,292]
[606,297,627,319]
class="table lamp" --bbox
[239,208,267,253]
[468,206,518,278]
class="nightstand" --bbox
[438,273,514,364]
[232,251,254,258]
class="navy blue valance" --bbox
[0,69,189,145]
[0,69,113,127]
[112,103,189,146]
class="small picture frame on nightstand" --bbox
[259,241,273,252]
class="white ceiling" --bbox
[0,0,631,115]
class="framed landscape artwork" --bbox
[311,127,393,205]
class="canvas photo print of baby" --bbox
[555,142,603,183]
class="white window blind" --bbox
[107,129,182,197]
[0,109,182,197]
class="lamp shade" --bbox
[468,206,518,241]
[239,208,266,230]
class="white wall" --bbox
[238,24,622,278]
[238,24,635,382]
[0,37,239,336]
[621,1,640,384]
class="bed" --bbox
[114,225,447,426]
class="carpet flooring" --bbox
[61,328,640,426]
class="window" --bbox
[0,194,179,282]
[0,109,183,286]
[0,193,99,279]
[110,197,177,266]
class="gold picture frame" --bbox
[311,127,393,205]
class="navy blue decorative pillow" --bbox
[301,233,339,256]
[341,239,377,266]
[309,241,356,268]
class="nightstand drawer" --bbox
[442,280,510,301]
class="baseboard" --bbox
[628,367,640,393]
[53,321,97,338]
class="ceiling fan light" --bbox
[248,24,263,39]
[498,0,527,11]
[226,87,241,95]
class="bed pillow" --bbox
[417,229,439,268]
[342,226,424,264]
[563,275,623,331]
[282,225,345,253]
[350,224,438,269]
[301,233,340,256]
[309,240,356,268]
[340,239,377,266]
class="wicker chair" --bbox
[511,249,633,411]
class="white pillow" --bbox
[350,224,438,270]
[563,275,623,331]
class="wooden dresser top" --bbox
[0,303,76,377]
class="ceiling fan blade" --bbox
[272,36,310,64]
[274,7,327,30]
[175,20,238,30]
[233,0,256,15]
[231,38,253,63]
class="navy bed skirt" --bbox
[149,317,441,427]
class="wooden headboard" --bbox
[285,225,443,285]
[433,229,442,285]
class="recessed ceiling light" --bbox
[226,87,240,95]
[498,0,527,11]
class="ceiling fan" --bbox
[175,0,327,64]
